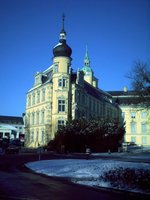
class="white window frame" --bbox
[32,93,35,105]
[141,122,147,134]
[131,136,136,143]
[32,113,35,125]
[131,122,136,134]
[42,89,45,102]
[36,111,40,124]
[58,119,65,129]
[58,78,66,87]
[58,99,65,112]
[28,95,31,107]
[41,110,45,124]
[53,63,58,73]
[141,111,147,119]
[37,91,40,103]
[142,136,147,144]
[131,111,136,118]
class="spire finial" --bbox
[85,45,88,58]
[84,45,90,67]
[62,13,65,32]
[59,13,66,42]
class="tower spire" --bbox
[59,13,66,42]
[84,45,90,67]
[62,13,65,32]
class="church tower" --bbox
[52,15,72,136]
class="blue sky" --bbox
[0,0,150,116]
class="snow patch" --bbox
[26,159,150,194]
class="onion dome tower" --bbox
[53,14,72,58]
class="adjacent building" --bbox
[108,88,150,147]
[25,18,121,148]
[0,115,25,141]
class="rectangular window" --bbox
[53,63,58,73]
[42,89,45,102]
[141,123,147,134]
[31,131,34,142]
[41,111,45,124]
[58,120,65,129]
[58,100,65,112]
[28,114,30,125]
[28,96,31,107]
[141,111,147,119]
[142,136,147,144]
[32,114,34,125]
[131,122,136,134]
[36,131,38,142]
[131,112,136,118]
[131,136,136,143]
[36,112,39,124]
[32,94,35,105]
[41,130,44,144]
[37,92,40,103]
[58,78,66,87]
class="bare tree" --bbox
[127,60,150,106]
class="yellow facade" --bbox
[25,22,121,148]
[25,67,53,147]
[121,105,150,146]
[51,56,72,135]
[109,90,150,147]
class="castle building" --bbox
[25,17,121,148]
[108,88,150,147]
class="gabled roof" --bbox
[0,116,24,125]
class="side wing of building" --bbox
[108,90,150,147]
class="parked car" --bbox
[5,145,20,154]
[122,142,142,152]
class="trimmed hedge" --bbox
[100,167,150,192]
